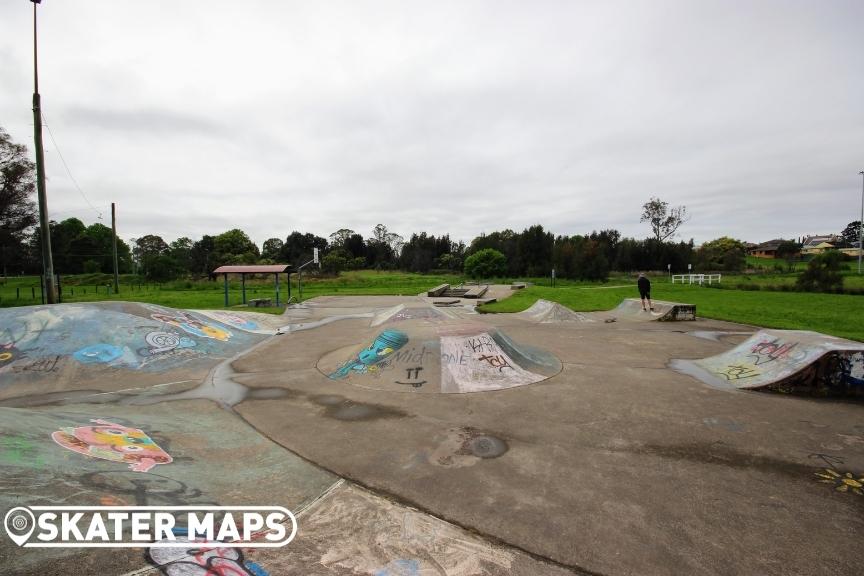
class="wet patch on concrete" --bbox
[309,394,347,406]
[319,399,408,422]
[429,427,509,467]
[626,442,817,478]
[246,388,292,400]
[462,434,509,459]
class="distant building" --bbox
[748,239,785,259]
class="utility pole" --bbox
[32,0,56,303]
[112,202,120,293]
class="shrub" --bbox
[464,249,507,280]
[796,251,844,293]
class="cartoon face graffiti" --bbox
[329,329,409,379]
[151,312,232,341]
[51,419,173,472]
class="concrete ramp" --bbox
[671,330,864,394]
[0,302,266,397]
[609,298,696,321]
[317,322,561,394]
[518,299,593,323]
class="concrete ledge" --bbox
[427,283,450,297]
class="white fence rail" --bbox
[671,273,721,285]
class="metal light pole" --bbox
[858,170,863,274]
[32,0,56,303]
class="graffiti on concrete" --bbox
[672,330,864,395]
[814,468,864,495]
[329,329,410,379]
[320,327,560,393]
[148,541,269,576]
[0,435,46,468]
[439,333,546,393]
[140,331,198,357]
[52,419,173,472]
[373,558,420,576]
[79,470,216,507]
[0,304,264,377]
[197,311,260,333]
[73,343,126,365]
[0,343,26,372]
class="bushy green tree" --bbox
[796,251,844,293]
[464,248,507,279]
[695,237,747,272]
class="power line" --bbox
[40,111,103,220]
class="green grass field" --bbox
[2,271,861,341]
[0,271,465,314]
[480,281,864,342]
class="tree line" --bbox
[2,126,859,283]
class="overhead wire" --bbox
[40,110,103,220]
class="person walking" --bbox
[637,273,653,311]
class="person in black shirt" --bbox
[637,273,653,311]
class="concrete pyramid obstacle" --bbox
[317,321,561,394]
[517,299,593,323]
[671,329,864,394]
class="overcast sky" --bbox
[1,0,862,248]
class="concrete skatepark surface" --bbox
[1,291,862,575]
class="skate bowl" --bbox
[517,299,593,323]
[607,298,696,321]
[670,329,864,395]
[0,302,267,395]
[317,320,562,394]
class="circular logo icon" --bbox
[4,507,36,546]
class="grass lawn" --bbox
[480,281,864,342]
[3,271,862,341]
[0,271,465,314]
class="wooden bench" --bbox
[511,282,526,290]
[248,298,273,308]
[427,284,450,297]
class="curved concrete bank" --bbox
[671,329,864,394]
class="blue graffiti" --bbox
[73,343,124,364]
[329,329,410,380]
[373,559,420,576]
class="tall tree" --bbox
[640,197,688,242]
[841,221,861,247]
[0,127,38,275]
[212,228,259,267]
[261,238,284,261]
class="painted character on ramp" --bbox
[51,419,173,472]
[329,329,409,379]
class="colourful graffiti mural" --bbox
[51,419,173,472]
[148,540,269,575]
[152,311,233,341]
[671,330,864,394]
[0,303,262,377]
[197,311,260,333]
[320,327,561,393]
[329,329,410,379]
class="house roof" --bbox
[751,239,785,251]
